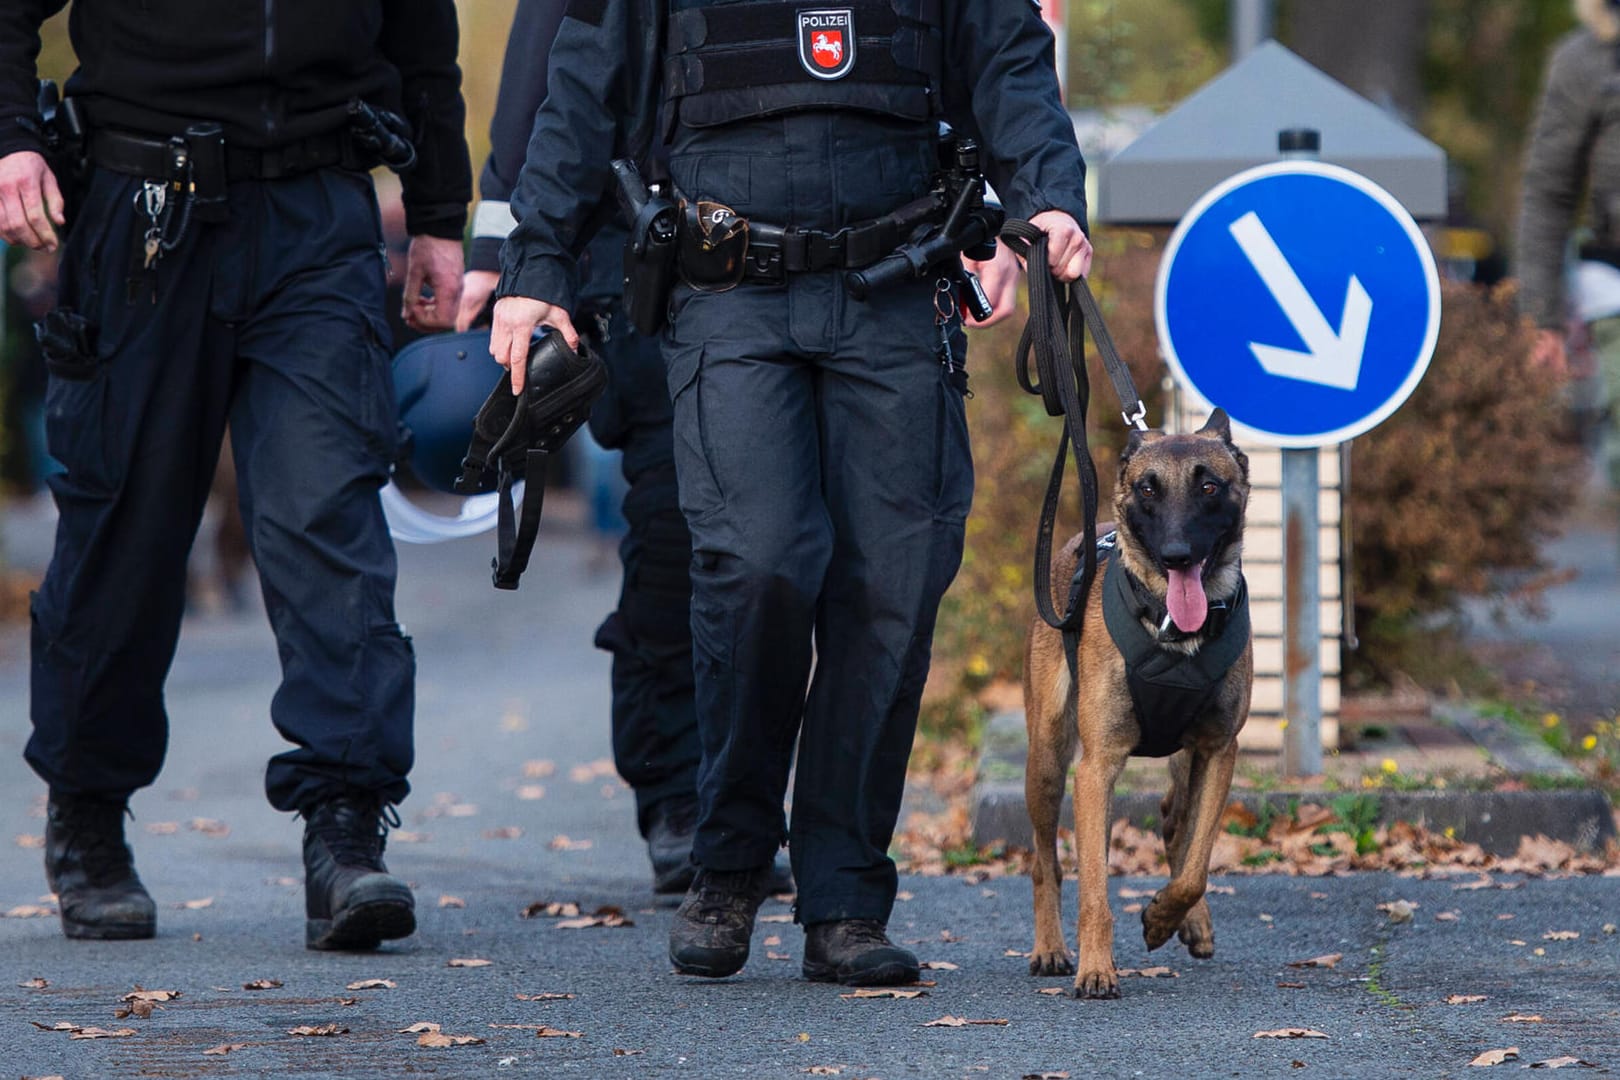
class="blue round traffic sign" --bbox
[1154,161,1441,448]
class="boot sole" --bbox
[307,896,416,951]
[802,958,920,986]
[669,944,749,978]
[61,917,155,941]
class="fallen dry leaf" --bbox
[1276,982,1306,989]
[483,826,524,840]
[1118,887,1154,899]
[71,1026,138,1040]
[1455,877,1497,891]
[438,895,466,909]
[393,830,429,843]
[760,914,794,924]
[18,977,48,989]
[921,961,959,971]
[338,997,359,1006]
[242,979,282,990]
[534,1026,584,1038]
[1603,924,1617,935]
[144,822,179,836]
[804,1068,842,1076]
[841,988,926,999]
[547,835,593,852]
[1287,953,1343,970]
[1122,903,1143,914]
[767,951,792,961]
[1035,988,1066,996]
[114,1000,158,1020]
[1447,995,1488,1005]
[178,897,214,910]
[1207,884,1236,895]
[613,1048,645,1056]
[188,818,230,837]
[15,833,45,848]
[522,900,582,919]
[1378,900,1418,923]
[922,1016,1008,1027]
[447,958,492,968]
[399,1022,440,1033]
[523,760,556,778]
[288,1024,347,1037]
[1023,1073,1070,1080]
[202,1043,249,1055]
[517,785,546,801]
[1469,1047,1519,1066]
[895,890,915,901]
[515,992,575,1001]
[1118,967,1178,979]
[1501,1014,1545,1024]
[1436,911,1461,922]
[346,979,396,990]
[419,1031,485,1048]
[4,905,56,918]
[1525,1057,1597,1069]
[1253,1029,1329,1039]
[568,759,616,783]
[1541,931,1579,941]
[554,905,635,929]
[122,988,181,1003]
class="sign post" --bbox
[1154,154,1441,775]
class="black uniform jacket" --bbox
[0,0,471,238]
[496,0,1090,313]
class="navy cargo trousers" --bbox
[26,165,414,813]
[663,114,973,926]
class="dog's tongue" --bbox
[1165,565,1208,633]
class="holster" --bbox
[455,331,609,589]
[612,158,678,336]
[32,80,87,235]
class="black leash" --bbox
[999,219,1148,675]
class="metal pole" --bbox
[1276,128,1323,778]
[1231,0,1274,60]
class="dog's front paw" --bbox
[1141,895,1184,951]
[1072,968,1120,999]
[1029,947,1075,977]
[1178,904,1215,959]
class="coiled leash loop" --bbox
[1000,219,1148,676]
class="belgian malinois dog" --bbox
[1023,409,1252,999]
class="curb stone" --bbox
[969,710,1617,856]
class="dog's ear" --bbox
[1122,427,1148,463]
[1197,408,1232,441]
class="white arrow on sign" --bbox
[1228,211,1372,391]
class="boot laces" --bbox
[309,797,399,868]
[692,869,764,922]
[840,919,891,947]
[58,801,135,886]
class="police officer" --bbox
[492,0,1089,985]
[457,0,709,894]
[0,0,470,948]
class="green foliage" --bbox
[1064,0,1225,110]
[1321,794,1382,855]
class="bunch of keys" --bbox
[137,180,167,269]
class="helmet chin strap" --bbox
[379,482,505,544]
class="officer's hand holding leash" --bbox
[0,150,66,252]
[1026,209,1092,283]
[401,234,466,332]
[490,295,578,395]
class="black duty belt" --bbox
[88,127,363,183]
[718,193,943,285]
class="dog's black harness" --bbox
[1096,533,1250,758]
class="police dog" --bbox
[1023,409,1251,999]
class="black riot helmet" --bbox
[455,329,609,589]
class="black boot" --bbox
[802,919,919,986]
[668,866,774,977]
[44,796,156,940]
[302,794,415,951]
[646,798,700,894]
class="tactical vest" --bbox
[1098,539,1250,758]
[662,0,943,132]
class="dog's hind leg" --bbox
[1026,639,1077,977]
[1142,740,1237,952]
[1160,750,1214,958]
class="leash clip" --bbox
[1122,399,1149,432]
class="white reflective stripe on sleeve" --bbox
[472,200,518,240]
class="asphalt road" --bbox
[2,503,1617,1079]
